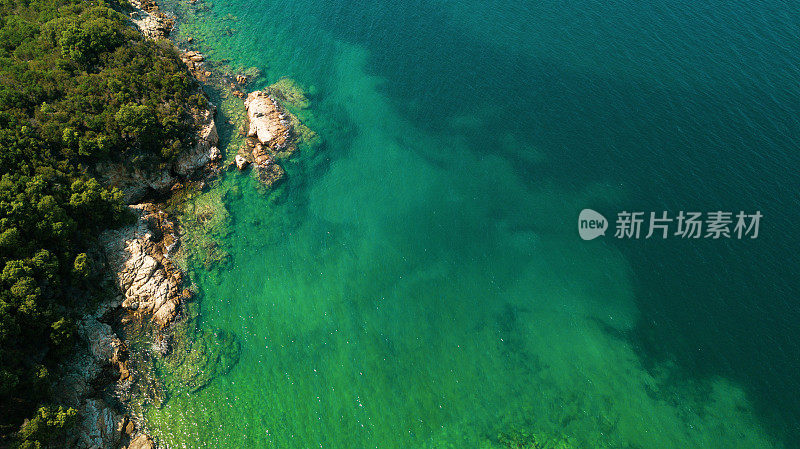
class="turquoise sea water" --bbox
[145,0,800,447]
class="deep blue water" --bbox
[325,0,800,440]
[321,0,800,438]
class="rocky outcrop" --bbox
[179,51,212,82]
[98,11,221,204]
[234,154,249,170]
[52,316,136,449]
[240,91,296,187]
[244,91,293,150]
[100,204,188,328]
[94,164,172,205]
[175,106,221,176]
[128,0,174,40]
[53,316,123,403]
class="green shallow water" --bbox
[140,0,800,447]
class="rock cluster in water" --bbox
[237,81,319,190]
[242,90,293,187]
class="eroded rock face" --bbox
[95,164,174,205]
[52,348,103,409]
[175,107,220,177]
[100,204,187,328]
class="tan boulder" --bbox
[100,205,185,327]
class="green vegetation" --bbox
[0,0,201,444]
[16,406,78,449]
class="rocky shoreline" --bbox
[56,0,318,446]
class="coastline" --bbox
[57,0,319,446]
[55,0,220,444]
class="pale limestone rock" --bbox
[209,146,222,161]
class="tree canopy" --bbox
[0,0,200,445]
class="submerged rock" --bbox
[167,328,240,393]
[177,187,232,269]
[267,77,311,110]
[487,427,577,449]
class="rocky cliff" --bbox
[54,204,189,448]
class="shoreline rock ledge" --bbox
[96,103,220,204]
[99,204,188,328]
